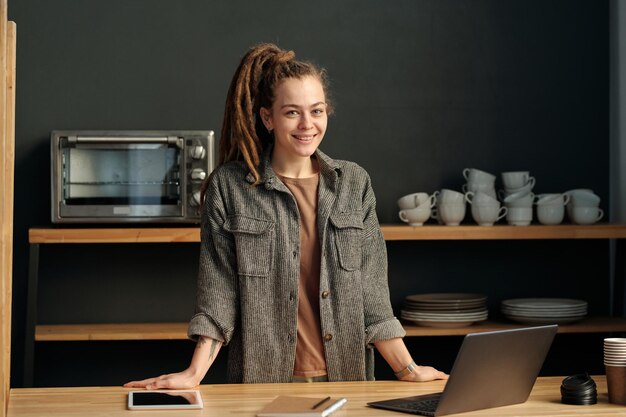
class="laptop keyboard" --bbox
[381,393,442,416]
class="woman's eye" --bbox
[312,109,324,116]
[285,110,299,116]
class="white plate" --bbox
[402,314,488,322]
[404,307,487,315]
[402,318,485,328]
[404,302,486,310]
[503,314,586,325]
[501,298,587,309]
[402,313,488,322]
[501,309,587,318]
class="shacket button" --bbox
[324,334,333,342]
[321,291,329,299]
[292,251,297,258]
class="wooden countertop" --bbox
[7,376,625,416]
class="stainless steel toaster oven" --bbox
[51,130,215,223]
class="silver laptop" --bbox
[368,325,558,416]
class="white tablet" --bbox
[127,390,203,410]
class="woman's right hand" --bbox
[124,336,221,390]
[124,368,201,390]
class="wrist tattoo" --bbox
[208,339,219,362]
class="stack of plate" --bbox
[401,293,488,328]
[501,298,588,324]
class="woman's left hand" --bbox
[399,365,448,382]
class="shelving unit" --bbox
[24,224,626,386]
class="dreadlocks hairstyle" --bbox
[200,43,331,204]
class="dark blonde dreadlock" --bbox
[201,43,331,203]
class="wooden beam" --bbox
[0,0,15,414]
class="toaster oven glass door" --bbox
[60,142,183,218]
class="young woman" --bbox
[125,43,447,388]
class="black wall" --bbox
[8,0,610,387]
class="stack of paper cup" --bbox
[604,338,626,405]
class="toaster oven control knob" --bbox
[189,191,202,207]
[189,145,206,160]
[190,168,207,181]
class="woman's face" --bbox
[260,76,328,163]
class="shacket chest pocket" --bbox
[223,215,275,277]
[329,212,364,271]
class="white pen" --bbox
[321,397,347,416]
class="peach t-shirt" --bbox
[278,173,327,378]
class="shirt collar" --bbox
[245,143,342,190]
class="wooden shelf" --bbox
[382,224,626,241]
[403,317,626,336]
[28,223,626,244]
[28,228,201,244]
[35,317,626,341]
[35,322,189,341]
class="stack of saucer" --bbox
[501,298,587,324]
[401,293,488,328]
[560,374,597,405]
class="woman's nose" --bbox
[298,114,313,129]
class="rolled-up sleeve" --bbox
[360,174,405,346]
[188,173,239,344]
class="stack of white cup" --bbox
[464,191,507,226]
[535,193,570,225]
[397,192,436,226]
[430,189,466,226]
[462,168,497,199]
[565,189,604,225]
[500,171,536,226]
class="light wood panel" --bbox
[1,0,15,414]
[6,377,625,416]
[35,323,189,341]
[34,317,626,341]
[382,224,626,240]
[29,228,201,244]
[28,224,626,244]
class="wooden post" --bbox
[1,0,16,414]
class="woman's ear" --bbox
[259,108,273,131]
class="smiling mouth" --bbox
[292,134,316,142]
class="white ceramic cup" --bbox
[465,191,499,206]
[500,180,535,198]
[501,171,535,190]
[434,189,465,204]
[567,190,601,207]
[504,191,535,208]
[463,168,496,184]
[571,206,604,225]
[506,206,533,226]
[536,193,570,207]
[431,202,466,226]
[462,183,497,199]
[399,204,432,226]
[471,204,507,226]
[536,204,565,225]
[397,192,435,210]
